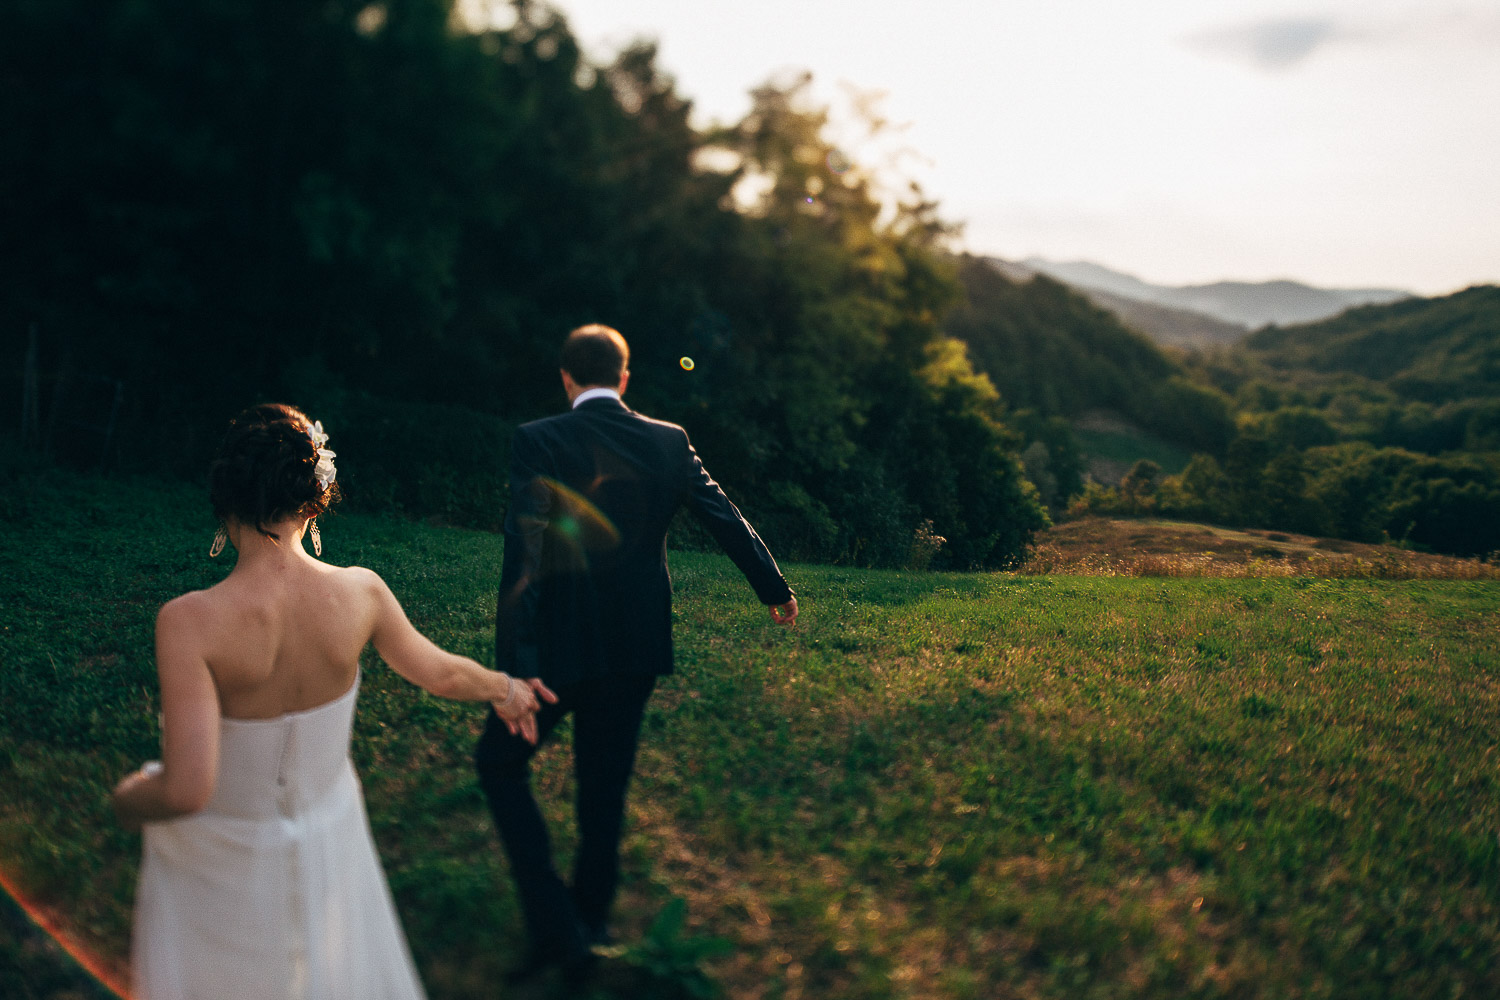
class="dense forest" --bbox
[5,0,1497,562]
[3,0,1043,569]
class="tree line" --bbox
[2,0,1043,569]
[1068,286,1500,557]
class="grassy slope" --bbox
[3,470,1498,1000]
[1028,517,1500,578]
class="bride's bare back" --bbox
[178,554,383,719]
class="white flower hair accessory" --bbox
[308,420,337,491]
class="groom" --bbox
[476,323,798,982]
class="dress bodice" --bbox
[203,673,361,821]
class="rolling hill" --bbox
[1020,257,1409,329]
[986,257,1248,349]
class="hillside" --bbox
[1080,286,1249,349]
[945,255,1234,455]
[1026,517,1499,578]
[1241,284,1500,403]
[1021,257,1409,328]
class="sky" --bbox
[503,0,1499,296]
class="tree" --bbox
[1120,460,1161,512]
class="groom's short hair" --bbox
[562,324,630,387]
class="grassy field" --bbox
[3,467,1498,999]
[1026,518,1500,580]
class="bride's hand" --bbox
[111,768,154,832]
[493,675,557,745]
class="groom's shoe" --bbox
[560,948,599,988]
[503,948,555,987]
[504,943,597,987]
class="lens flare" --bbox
[0,865,130,998]
[826,149,851,174]
[535,477,620,574]
[679,357,695,371]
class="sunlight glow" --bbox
[551,0,1500,294]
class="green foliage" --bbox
[1064,287,1500,552]
[6,471,1500,999]
[1070,426,1194,478]
[1240,406,1339,452]
[1242,285,1500,403]
[1184,285,1500,458]
[4,3,1044,569]
[1011,411,1086,507]
[618,897,733,999]
[315,394,516,530]
[1127,437,1500,557]
[673,80,1047,569]
[1120,459,1161,505]
[943,258,1234,454]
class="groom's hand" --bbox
[528,677,560,705]
[770,597,798,626]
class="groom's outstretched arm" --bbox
[496,429,551,676]
[680,433,794,611]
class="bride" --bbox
[110,403,550,1000]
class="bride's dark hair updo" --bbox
[209,403,339,539]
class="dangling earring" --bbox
[209,525,228,558]
[308,519,322,557]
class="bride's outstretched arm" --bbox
[112,597,222,831]
[363,570,556,742]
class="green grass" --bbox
[3,467,1499,999]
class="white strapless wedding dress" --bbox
[131,673,428,1000]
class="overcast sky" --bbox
[514,0,1499,296]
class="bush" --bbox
[736,480,843,565]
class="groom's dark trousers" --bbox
[476,395,793,961]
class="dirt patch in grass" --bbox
[1024,518,1500,579]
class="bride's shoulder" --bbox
[154,588,220,641]
[321,562,381,582]
[319,563,387,596]
[162,575,246,614]
[319,565,397,623]
[159,587,213,619]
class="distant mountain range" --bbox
[992,257,1412,349]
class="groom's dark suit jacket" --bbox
[496,396,792,686]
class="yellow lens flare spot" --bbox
[679,357,695,371]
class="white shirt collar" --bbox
[572,386,622,409]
